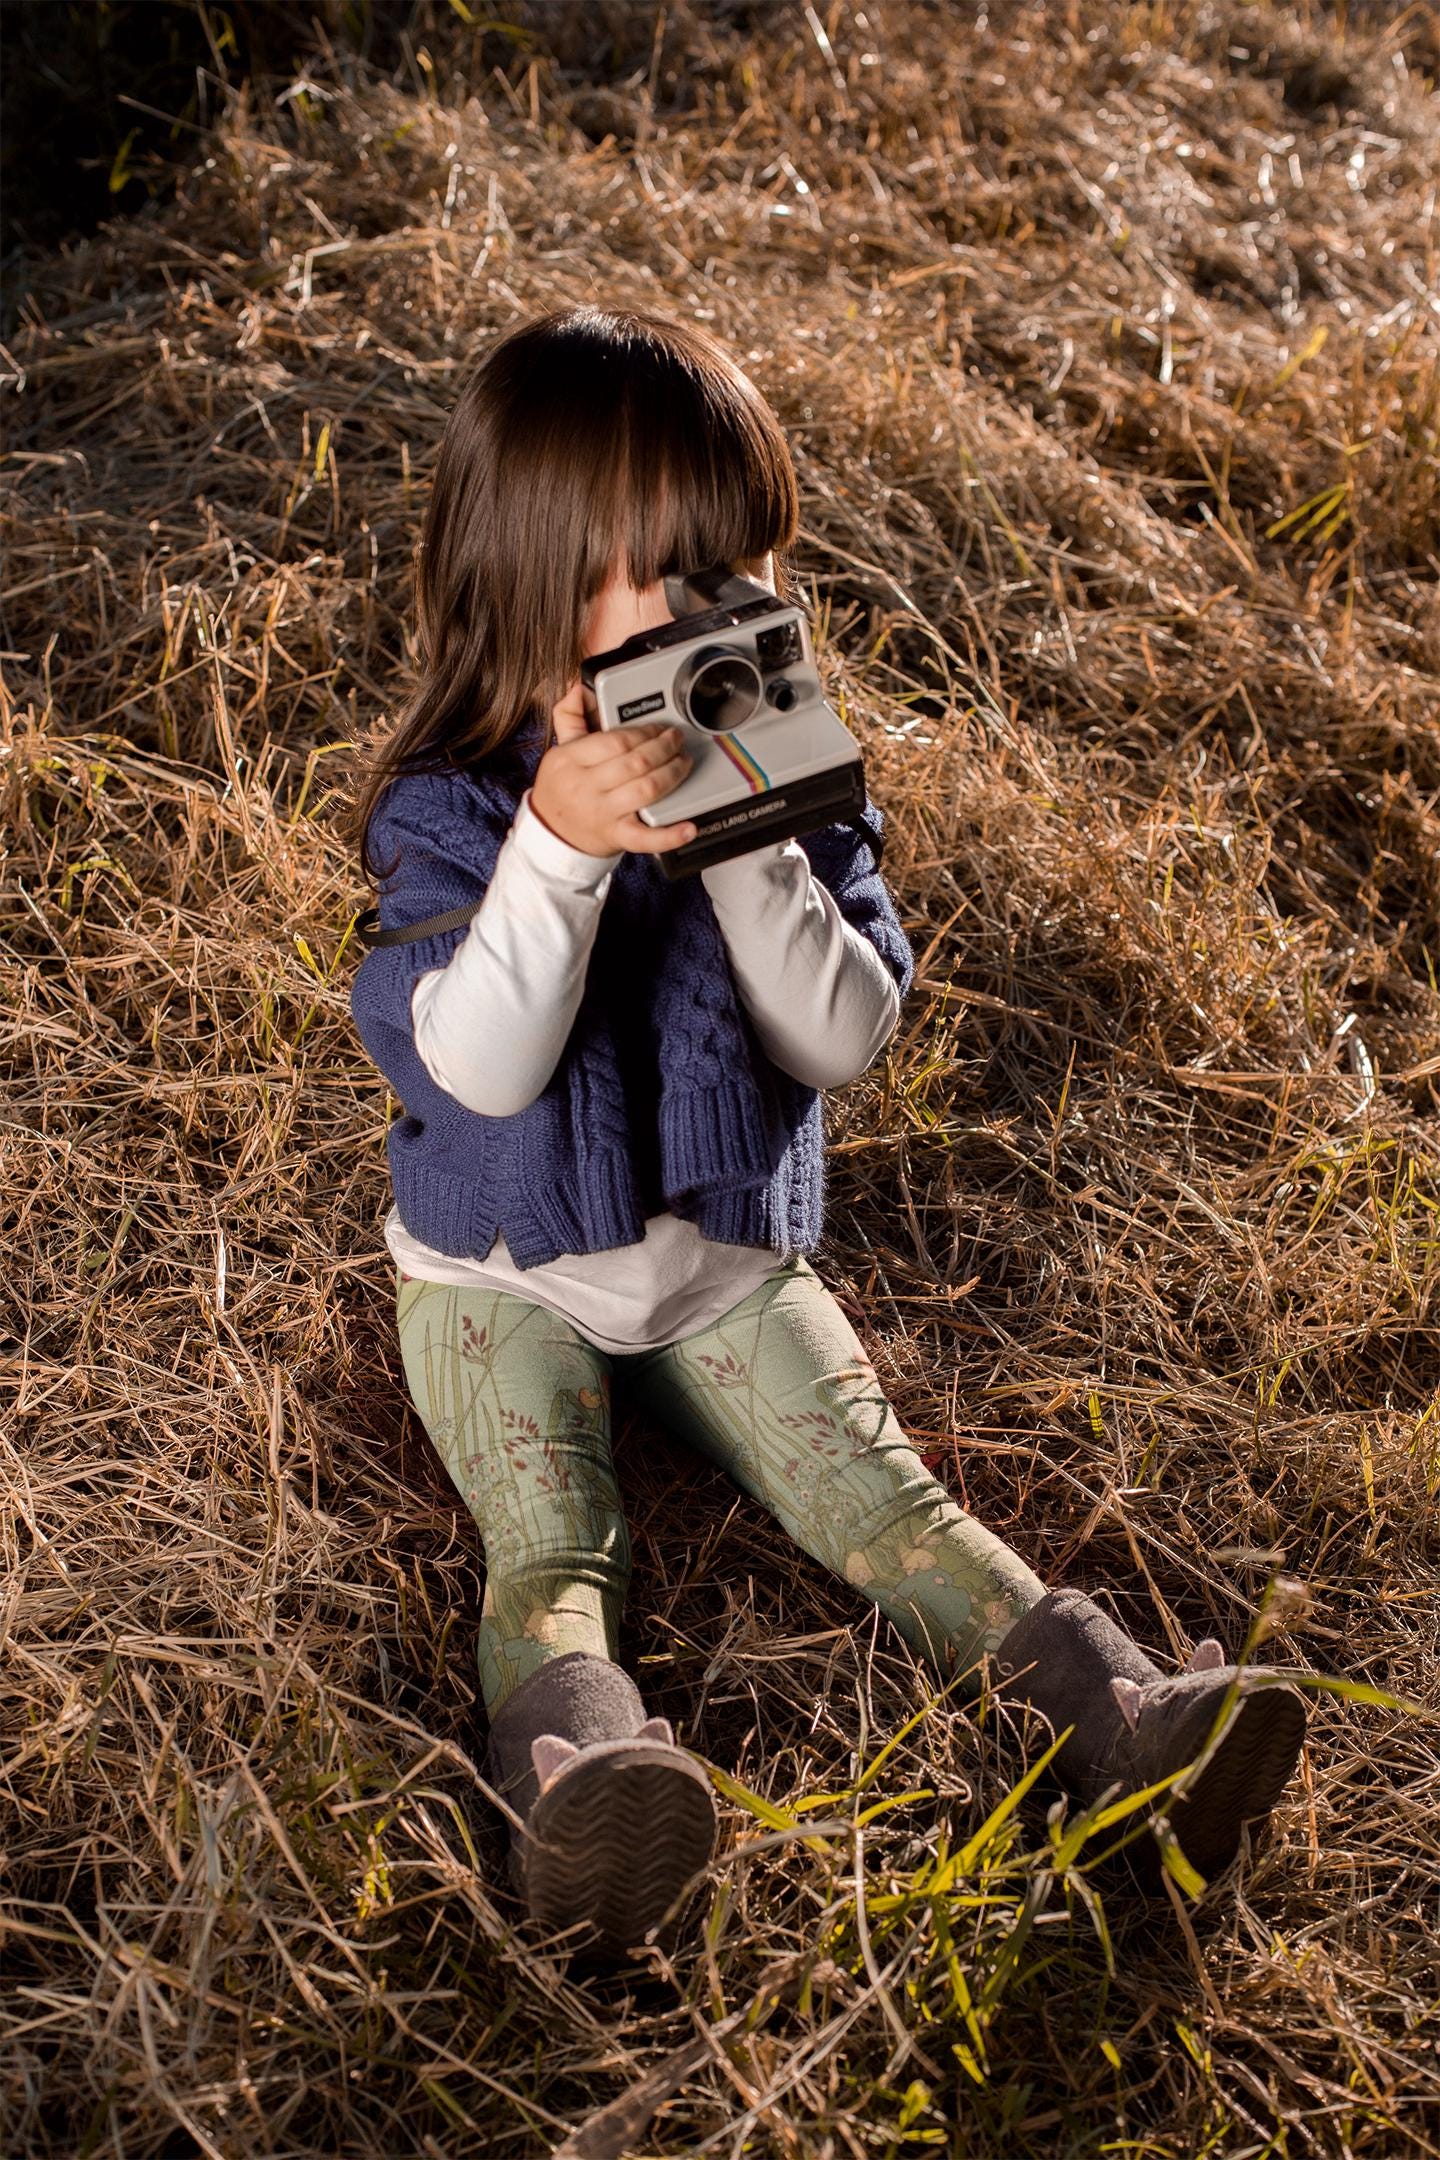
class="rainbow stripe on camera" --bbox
[713,733,772,792]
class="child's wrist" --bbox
[518,789,620,881]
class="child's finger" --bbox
[550,677,591,742]
[614,811,698,852]
[574,718,680,765]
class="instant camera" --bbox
[579,566,868,879]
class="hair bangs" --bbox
[603,334,797,593]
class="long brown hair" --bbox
[355,304,801,877]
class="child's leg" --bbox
[617,1257,1307,1888]
[618,1254,1045,1688]
[396,1272,629,1719]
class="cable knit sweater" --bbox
[385,784,905,1350]
[350,714,916,1270]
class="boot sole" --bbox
[523,1744,718,1955]
[1159,1682,1308,1882]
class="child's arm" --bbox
[700,809,912,1090]
[407,791,620,1117]
[359,771,618,1119]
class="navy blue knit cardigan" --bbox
[350,720,915,1269]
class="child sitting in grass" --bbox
[349,302,1308,1958]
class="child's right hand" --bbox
[530,678,699,858]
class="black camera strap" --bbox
[354,814,882,951]
[355,900,479,950]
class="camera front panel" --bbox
[585,598,814,737]
[578,572,869,858]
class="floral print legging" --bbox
[397,1252,1046,1718]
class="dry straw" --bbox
[2,3,1438,2155]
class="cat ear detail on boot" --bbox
[1111,1638,1228,1730]
[531,1735,580,1791]
[530,1718,678,1798]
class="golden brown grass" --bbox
[3,3,1438,2154]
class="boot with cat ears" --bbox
[485,1651,718,1957]
[993,1589,1308,1884]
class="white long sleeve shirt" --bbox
[386,788,901,1351]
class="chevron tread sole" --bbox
[1164,1682,1308,1878]
[523,1746,718,1954]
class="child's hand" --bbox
[531,678,699,857]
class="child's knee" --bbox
[813,1439,957,1547]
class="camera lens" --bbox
[680,645,764,733]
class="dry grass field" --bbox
[3,3,1439,2154]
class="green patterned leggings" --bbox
[397,1253,1046,1717]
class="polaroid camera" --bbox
[579,565,868,879]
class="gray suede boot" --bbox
[993,1589,1308,1883]
[485,1651,718,1956]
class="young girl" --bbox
[350,304,1308,1958]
